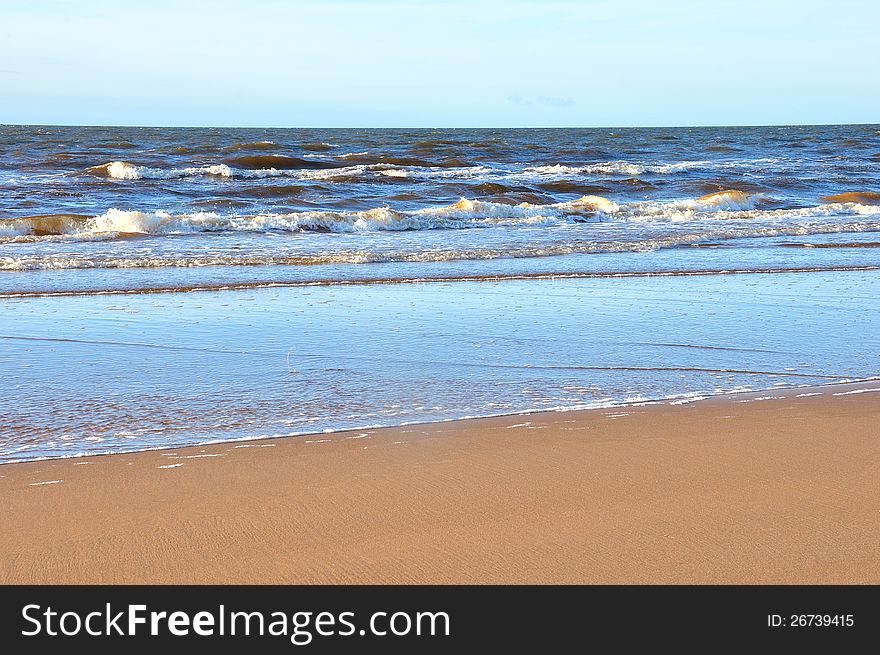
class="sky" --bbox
[0,0,878,127]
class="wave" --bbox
[4,227,880,270]
[82,157,782,184]
[171,145,219,155]
[693,180,767,194]
[88,161,234,179]
[332,152,474,168]
[523,161,708,176]
[521,158,785,178]
[821,191,880,205]
[536,180,613,194]
[88,156,348,180]
[693,190,759,209]
[0,195,614,241]
[83,158,776,184]
[222,155,340,170]
[470,182,543,195]
[0,214,93,237]
[85,160,424,181]
[5,194,880,243]
[0,199,599,240]
[298,142,337,152]
[413,139,462,149]
[421,195,619,219]
[222,141,282,153]
[5,213,880,276]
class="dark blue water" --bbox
[1,125,879,295]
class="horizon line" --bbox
[2,121,878,130]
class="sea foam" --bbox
[4,195,880,245]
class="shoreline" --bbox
[1,377,874,466]
[2,382,879,584]
[5,269,877,465]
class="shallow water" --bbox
[1,270,878,462]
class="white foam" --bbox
[668,394,706,405]
[521,160,708,177]
[5,195,880,250]
[832,387,880,396]
[88,157,796,184]
[95,161,233,179]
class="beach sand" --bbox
[1,383,878,584]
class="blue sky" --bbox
[1,0,877,127]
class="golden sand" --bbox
[1,384,878,584]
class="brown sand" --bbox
[1,383,878,584]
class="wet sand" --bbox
[1,383,878,584]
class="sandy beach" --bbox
[2,382,878,584]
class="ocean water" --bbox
[1,125,879,461]
[2,124,880,293]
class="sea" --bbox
[1,124,879,462]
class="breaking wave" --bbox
[88,161,234,180]
[81,157,792,184]
[521,158,785,178]
[3,193,880,246]
[0,196,615,240]
[85,160,449,181]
